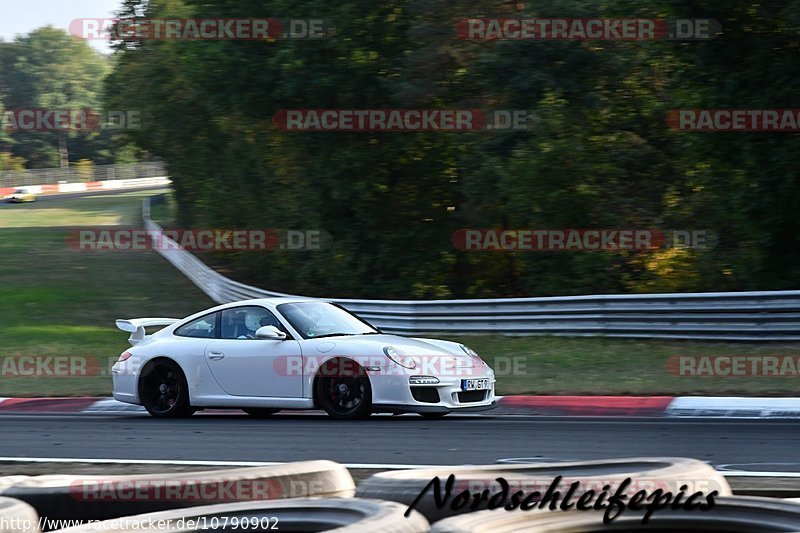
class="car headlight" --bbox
[460,344,478,357]
[460,344,486,365]
[383,346,416,369]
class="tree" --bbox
[0,27,111,168]
[104,0,800,297]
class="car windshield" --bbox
[277,302,378,339]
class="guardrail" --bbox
[1,176,171,196]
[0,162,166,188]
[143,198,800,340]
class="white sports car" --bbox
[112,298,496,419]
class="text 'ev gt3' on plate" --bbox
[112,298,496,419]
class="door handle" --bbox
[208,352,225,360]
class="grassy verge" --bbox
[449,336,800,396]
[1,191,797,397]
[0,189,214,396]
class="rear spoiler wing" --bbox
[116,318,179,346]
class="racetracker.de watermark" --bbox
[0,356,111,377]
[1,109,141,131]
[452,229,712,251]
[67,229,331,252]
[455,18,719,41]
[69,478,289,502]
[273,355,495,378]
[70,18,333,40]
[667,109,800,131]
[667,355,800,377]
[273,109,536,131]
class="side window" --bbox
[221,306,285,340]
[174,313,218,338]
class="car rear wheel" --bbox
[315,363,372,420]
[138,359,193,418]
[243,408,281,417]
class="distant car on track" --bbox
[112,298,496,419]
[3,188,36,203]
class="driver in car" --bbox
[236,310,286,339]
[232,310,262,339]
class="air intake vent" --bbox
[411,387,440,403]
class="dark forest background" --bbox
[2,0,798,298]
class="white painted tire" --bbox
[1,460,354,522]
[356,457,731,522]
[0,496,40,533]
[51,498,429,533]
[0,479,29,495]
[431,495,800,532]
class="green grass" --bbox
[0,189,214,396]
[448,336,800,396]
[0,190,797,398]
[0,190,151,227]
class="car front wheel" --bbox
[315,366,372,420]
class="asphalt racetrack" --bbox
[0,413,797,468]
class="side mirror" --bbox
[255,325,287,340]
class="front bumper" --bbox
[368,369,496,414]
[374,401,496,414]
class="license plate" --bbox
[462,378,490,391]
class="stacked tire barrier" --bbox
[55,499,430,533]
[0,497,40,533]
[1,458,799,531]
[0,461,354,523]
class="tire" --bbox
[0,496,39,533]
[315,361,372,420]
[1,460,355,522]
[50,498,429,533]
[138,359,193,418]
[431,495,800,532]
[357,457,732,523]
[0,478,29,494]
[243,408,281,417]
